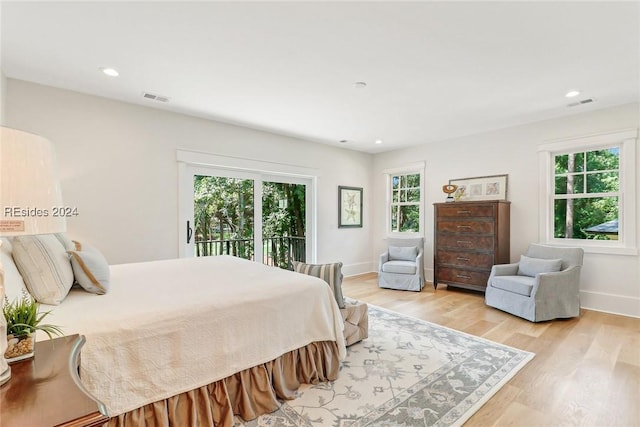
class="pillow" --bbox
[0,238,30,302]
[12,234,74,305]
[54,233,76,251]
[68,244,110,295]
[517,255,563,277]
[292,261,345,309]
[388,246,418,261]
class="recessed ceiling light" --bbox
[100,67,119,77]
[375,139,383,145]
[565,90,580,98]
[354,82,367,88]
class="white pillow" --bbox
[0,238,30,302]
[517,255,563,277]
[388,246,418,261]
[68,243,110,295]
[12,234,74,305]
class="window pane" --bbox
[393,190,399,203]
[587,172,619,193]
[407,173,420,187]
[407,188,420,202]
[554,197,618,240]
[391,206,398,231]
[555,174,584,194]
[400,175,407,187]
[555,154,568,174]
[398,205,419,232]
[557,152,585,173]
[392,176,400,189]
[587,148,619,171]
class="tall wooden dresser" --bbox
[433,200,510,292]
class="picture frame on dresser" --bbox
[449,174,508,202]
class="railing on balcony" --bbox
[194,236,305,268]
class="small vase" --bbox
[5,333,35,363]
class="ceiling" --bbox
[1,1,638,153]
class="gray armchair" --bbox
[378,237,424,291]
[485,243,584,322]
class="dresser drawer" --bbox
[437,220,494,234]
[436,234,494,251]
[436,204,495,218]
[436,250,494,268]
[437,267,489,288]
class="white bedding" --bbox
[37,255,346,416]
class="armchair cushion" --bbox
[517,255,562,277]
[388,245,418,261]
[292,261,345,309]
[491,275,535,297]
[381,260,417,275]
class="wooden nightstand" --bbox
[0,334,109,427]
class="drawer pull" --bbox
[457,210,471,214]
[457,225,472,229]
[456,257,470,261]
[457,274,471,279]
[457,240,471,245]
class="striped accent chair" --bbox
[292,261,368,346]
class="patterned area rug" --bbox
[240,303,534,427]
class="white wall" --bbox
[6,79,374,274]
[372,103,640,317]
[0,69,6,125]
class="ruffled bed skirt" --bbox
[107,341,340,427]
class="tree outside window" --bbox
[553,146,620,240]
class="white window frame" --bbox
[538,129,637,255]
[383,162,425,237]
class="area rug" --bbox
[239,303,534,427]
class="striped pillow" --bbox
[68,243,110,295]
[12,234,74,305]
[292,261,345,309]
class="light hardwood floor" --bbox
[342,273,640,427]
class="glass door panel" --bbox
[262,181,306,268]
[193,175,255,260]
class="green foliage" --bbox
[3,290,63,339]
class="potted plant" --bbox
[3,290,63,363]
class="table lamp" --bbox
[0,126,66,386]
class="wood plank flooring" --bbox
[342,273,640,427]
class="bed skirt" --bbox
[107,341,340,427]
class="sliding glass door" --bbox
[179,165,312,268]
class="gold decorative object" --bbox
[442,184,458,203]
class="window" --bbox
[384,163,424,235]
[538,129,637,254]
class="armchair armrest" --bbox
[531,265,582,300]
[489,263,519,277]
[379,252,389,271]
[416,249,424,279]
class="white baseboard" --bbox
[580,290,640,318]
[342,262,375,277]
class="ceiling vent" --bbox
[142,92,170,103]
[567,98,595,108]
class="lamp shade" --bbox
[0,127,66,235]
[1,126,66,386]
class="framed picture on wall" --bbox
[449,174,508,201]
[338,186,363,228]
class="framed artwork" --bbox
[449,174,508,201]
[338,186,363,228]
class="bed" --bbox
[1,237,346,426]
